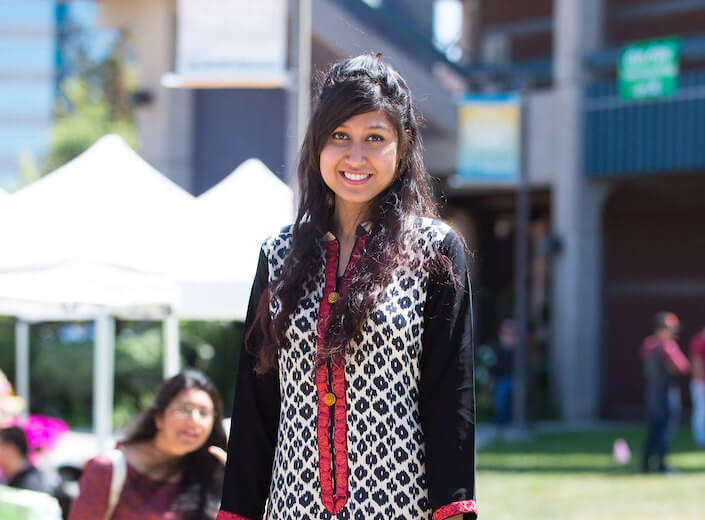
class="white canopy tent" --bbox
[0,135,195,281]
[175,158,294,320]
[0,135,190,451]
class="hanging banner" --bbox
[618,37,680,101]
[168,0,287,88]
[452,93,520,186]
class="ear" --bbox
[155,411,164,432]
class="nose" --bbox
[186,408,209,423]
[346,141,365,166]
[185,409,200,423]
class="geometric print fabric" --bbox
[262,218,451,520]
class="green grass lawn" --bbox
[477,426,705,519]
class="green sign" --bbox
[618,37,680,101]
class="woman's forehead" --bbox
[337,110,395,130]
[171,387,213,407]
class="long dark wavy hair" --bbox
[249,54,455,373]
[121,369,227,520]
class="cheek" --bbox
[319,148,340,189]
[319,147,335,174]
[378,144,399,176]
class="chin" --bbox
[336,191,376,205]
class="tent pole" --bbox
[94,313,115,453]
[14,319,30,414]
[163,313,180,379]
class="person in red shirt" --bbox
[640,312,690,472]
[689,328,705,447]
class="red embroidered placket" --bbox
[315,234,366,514]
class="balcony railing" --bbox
[584,67,705,177]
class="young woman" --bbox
[69,369,227,520]
[218,55,477,520]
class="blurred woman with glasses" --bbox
[69,368,227,520]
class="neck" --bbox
[333,199,369,240]
[144,439,183,477]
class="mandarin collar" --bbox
[323,220,373,242]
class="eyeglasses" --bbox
[168,403,214,421]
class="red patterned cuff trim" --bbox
[433,500,478,520]
[216,511,253,520]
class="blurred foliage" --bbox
[179,321,243,418]
[43,28,138,175]
[113,323,163,429]
[43,78,138,173]
[17,150,42,188]
[29,323,93,428]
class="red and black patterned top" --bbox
[218,219,478,520]
[68,453,182,520]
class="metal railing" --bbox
[584,67,705,177]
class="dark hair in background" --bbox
[248,54,456,373]
[0,426,28,457]
[122,368,227,520]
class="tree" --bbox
[43,27,138,175]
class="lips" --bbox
[179,429,201,442]
[340,170,372,185]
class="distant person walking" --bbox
[689,327,705,447]
[640,312,690,472]
[492,319,516,428]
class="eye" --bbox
[331,131,348,140]
[366,134,384,142]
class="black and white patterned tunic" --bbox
[218,218,477,520]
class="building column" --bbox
[551,0,609,420]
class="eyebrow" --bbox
[338,123,393,131]
[172,401,213,409]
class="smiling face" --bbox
[154,388,215,456]
[319,109,399,217]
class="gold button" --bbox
[328,292,339,304]
[323,392,336,407]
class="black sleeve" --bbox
[419,229,477,519]
[219,247,281,520]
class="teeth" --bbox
[343,171,370,181]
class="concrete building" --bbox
[96,0,459,194]
[452,0,705,421]
[96,0,705,421]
